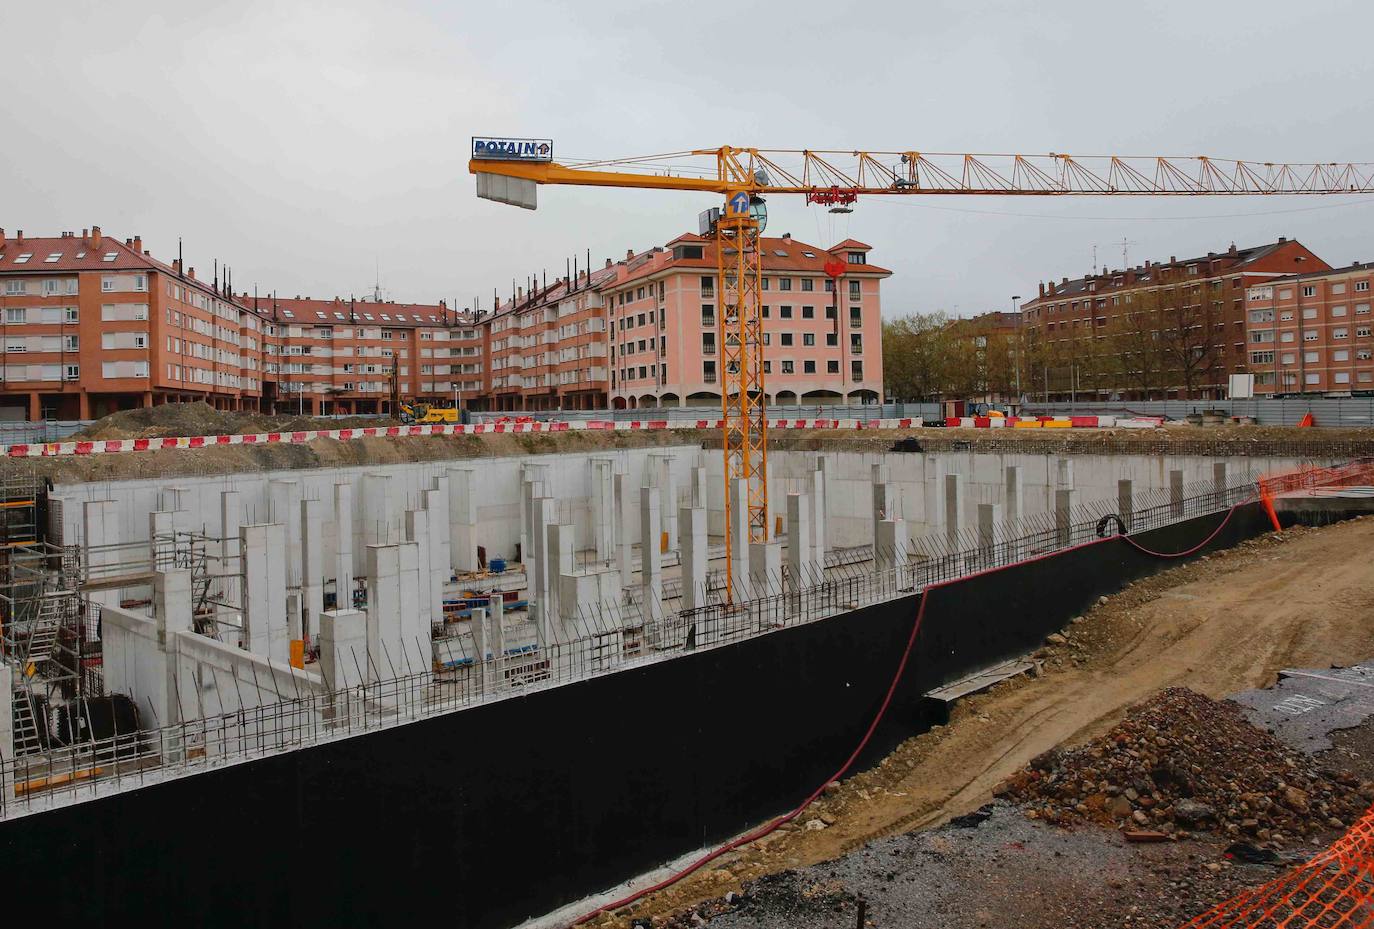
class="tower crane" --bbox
[469,142,1374,598]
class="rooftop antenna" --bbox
[1119,237,1137,269]
[178,237,184,279]
[373,257,383,303]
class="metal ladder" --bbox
[22,596,65,672]
[11,686,44,756]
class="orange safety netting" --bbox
[1177,803,1374,928]
[1254,458,1374,531]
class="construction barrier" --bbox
[1177,800,1374,928]
[0,417,925,459]
[945,414,1164,430]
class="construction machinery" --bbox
[469,140,1374,597]
[389,360,463,424]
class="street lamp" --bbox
[1011,295,1022,407]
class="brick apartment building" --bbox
[1020,238,1327,400]
[0,227,265,420]
[0,224,888,420]
[237,294,481,414]
[1244,261,1374,395]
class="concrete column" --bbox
[749,540,783,596]
[872,462,893,545]
[944,473,965,549]
[546,523,574,629]
[405,508,434,630]
[657,455,679,552]
[424,481,451,595]
[729,476,751,601]
[319,608,367,693]
[365,543,401,681]
[300,498,325,644]
[614,471,634,589]
[362,473,398,550]
[787,492,812,592]
[977,502,1004,566]
[639,486,662,625]
[488,591,506,660]
[396,540,425,675]
[154,569,193,726]
[0,664,11,800]
[680,505,707,611]
[333,483,354,611]
[1004,466,1024,526]
[150,510,175,570]
[1056,458,1075,489]
[519,463,549,563]
[875,518,907,575]
[447,467,479,573]
[691,465,708,508]
[1170,469,1185,517]
[591,458,615,560]
[84,500,119,613]
[469,606,491,689]
[1118,479,1134,532]
[241,523,287,663]
[218,492,241,611]
[530,495,555,646]
[1213,461,1228,496]
[1055,488,1077,547]
[269,479,302,589]
[809,469,827,577]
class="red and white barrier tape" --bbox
[1,417,927,459]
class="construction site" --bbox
[0,394,1372,928]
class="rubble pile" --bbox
[997,688,1374,846]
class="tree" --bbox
[881,313,956,401]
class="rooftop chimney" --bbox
[1038,281,1045,297]
[605,258,612,269]
[1061,276,1068,286]
[81,228,88,243]
[1229,243,1238,256]
[1278,236,1287,243]
[172,259,181,274]
[188,266,196,280]
[0,228,5,247]
[133,235,142,253]
[16,230,23,244]
[626,249,634,260]
[782,232,792,242]
[91,226,102,249]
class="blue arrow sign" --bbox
[728,192,750,215]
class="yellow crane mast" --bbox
[469,140,1374,599]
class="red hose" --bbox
[1119,497,1254,559]
[571,498,1256,925]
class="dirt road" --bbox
[589,516,1374,927]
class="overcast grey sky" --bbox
[4,0,1373,317]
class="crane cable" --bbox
[571,495,1257,926]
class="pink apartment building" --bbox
[600,233,888,409]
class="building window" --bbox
[849,306,862,327]
[801,279,814,292]
[702,333,716,355]
[761,278,770,291]
[1305,373,1320,385]
[779,305,793,319]
[1356,281,1370,292]
[637,313,645,326]
[3,281,24,295]
[63,335,79,351]
[848,281,860,298]
[847,252,866,265]
[65,307,78,323]
[780,333,793,347]
[851,360,863,380]
[700,275,714,296]
[703,360,716,383]
[827,359,839,374]
[849,333,863,354]
[1335,372,1351,384]
[1250,351,1275,365]
[1302,330,1318,342]
[803,333,815,346]
[1358,326,1373,338]
[825,306,836,320]
[1302,285,1316,298]
[1333,305,1348,317]
[1334,350,1350,362]
[701,305,715,326]
[1334,328,1349,339]
[101,277,114,292]
[779,278,792,291]
[5,308,26,324]
[825,332,837,347]
[1303,307,1317,319]
[781,360,794,374]
[1304,351,1319,364]
[64,364,80,380]
[802,306,814,319]
[824,280,835,293]
[762,305,770,318]
[803,360,816,374]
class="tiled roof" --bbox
[245,294,465,327]
[1267,259,1371,282]
[829,238,873,251]
[0,233,156,273]
[486,265,619,319]
[1032,240,1302,303]
[608,233,890,288]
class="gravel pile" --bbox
[996,688,1374,846]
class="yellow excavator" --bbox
[389,362,463,424]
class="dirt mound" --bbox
[73,402,393,440]
[997,688,1374,846]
